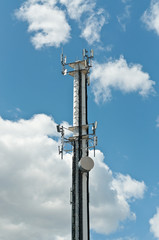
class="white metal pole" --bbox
[72,61,89,240]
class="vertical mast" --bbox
[58,49,97,240]
[71,60,89,240]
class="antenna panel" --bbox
[64,69,67,75]
[94,121,98,129]
[90,49,94,57]
[64,56,67,64]
[83,49,86,57]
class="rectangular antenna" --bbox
[91,49,94,57]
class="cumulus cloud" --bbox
[15,0,107,47]
[90,151,146,234]
[59,0,95,20]
[0,114,146,239]
[0,114,71,240]
[15,0,71,49]
[112,174,146,201]
[80,9,106,44]
[142,0,159,36]
[60,0,107,44]
[90,56,155,103]
[149,208,159,239]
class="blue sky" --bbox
[1,0,159,239]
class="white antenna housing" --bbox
[83,49,86,58]
[91,49,94,57]
[64,56,67,64]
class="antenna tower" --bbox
[57,49,97,240]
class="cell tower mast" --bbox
[57,49,97,240]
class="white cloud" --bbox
[0,114,71,240]
[112,174,146,201]
[90,56,155,103]
[117,5,131,31]
[15,0,107,47]
[0,114,146,239]
[59,0,95,20]
[142,0,159,36]
[150,208,159,239]
[60,0,107,44]
[80,9,106,44]
[15,0,71,49]
[90,151,146,234]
